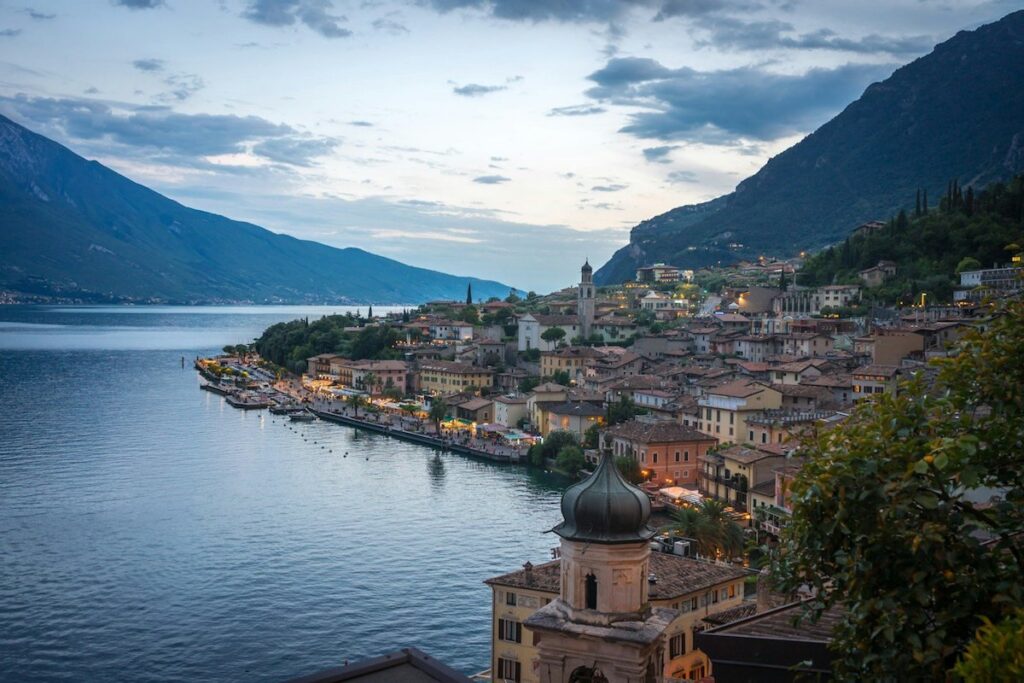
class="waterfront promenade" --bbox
[204,370,530,464]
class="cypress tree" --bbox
[368,305,373,319]
[915,189,921,217]
[923,189,928,215]
[466,283,472,305]
[896,208,908,232]
[779,269,788,290]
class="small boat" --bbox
[270,404,300,415]
[289,411,316,422]
[226,393,272,410]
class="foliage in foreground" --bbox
[774,299,1024,680]
[954,609,1024,682]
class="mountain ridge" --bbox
[595,10,1024,284]
[0,115,516,304]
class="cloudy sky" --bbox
[0,0,1019,291]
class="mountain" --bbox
[595,10,1024,285]
[0,115,515,304]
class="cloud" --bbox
[252,135,339,166]
[695,16,935,55]
[548,104,606,116]
[653,0,757,20]
[242,0,352,38]
[372,17,409,33]
[161,73,204,101]
[113,0,165,8]
[642,145,679,162]
[132,58,165,72]
[666,169,699,183]
[0,29,22,37]
[0,94,298,159]
[452,82,506,97]
[473,174,511,184]
[585,57,894,143]
[25,9,56,20]
[423,0,640,24]
[348,120,374,126]
[591,183,627,192]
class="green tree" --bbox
[672,499,744,559]
[956,256,981,273]
[347,393,365,417]
[541,327,566,346]
[954,609,1024,682]
[556,445,587,477]
[606,396,646,425]
[460,305,479,325]
[549,369,571,386]
[615,455,644,485]
[773,299,1024,680]
[429,399,447,435]
[583,423,600,449]
[518,376,541,394]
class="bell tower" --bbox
[577,260,595,340]
[525,452,676,683]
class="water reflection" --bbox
[428,453,446,490]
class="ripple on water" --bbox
[0,310,566,682]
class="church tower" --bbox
[577,260,595,340]
[525,452,676,683]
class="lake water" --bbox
[0,306,565,682]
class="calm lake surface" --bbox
[0,306,565,682]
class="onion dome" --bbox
[581,259,592,273]
[554,451,656,544]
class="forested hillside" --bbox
[799,176,1024,303]
[595,10,1024,284]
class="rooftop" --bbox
[546,401,605,417]
[603,419,717,445]
[486,554,749,600]
[703,600,845,642]
[419,361,493,375]
[286,648,471,683]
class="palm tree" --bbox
[672,499,744,560]
[362,372,379,396]
[429,399,447,435]
[347,393,365,417]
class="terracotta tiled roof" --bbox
[705,380,770,398]
[419,360,493,375]
[603,420,717,445]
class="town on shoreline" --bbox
[193,222,1023,682]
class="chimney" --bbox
[523,561,534,585]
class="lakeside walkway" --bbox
[273,375,528,464]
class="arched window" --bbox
[569,666,607,683]
[585,572,598,610]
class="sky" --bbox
[1,0,1020,292]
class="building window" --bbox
[498,618,522,643]
[684,451,689,461]
[721,588,729,601]
[729,584,736,598]
[675,451,680,462]
[505,591,516,606]
[653,453,658,464]
[585,573,598,610]
[670,633,685,658]
[497,658,521,683]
